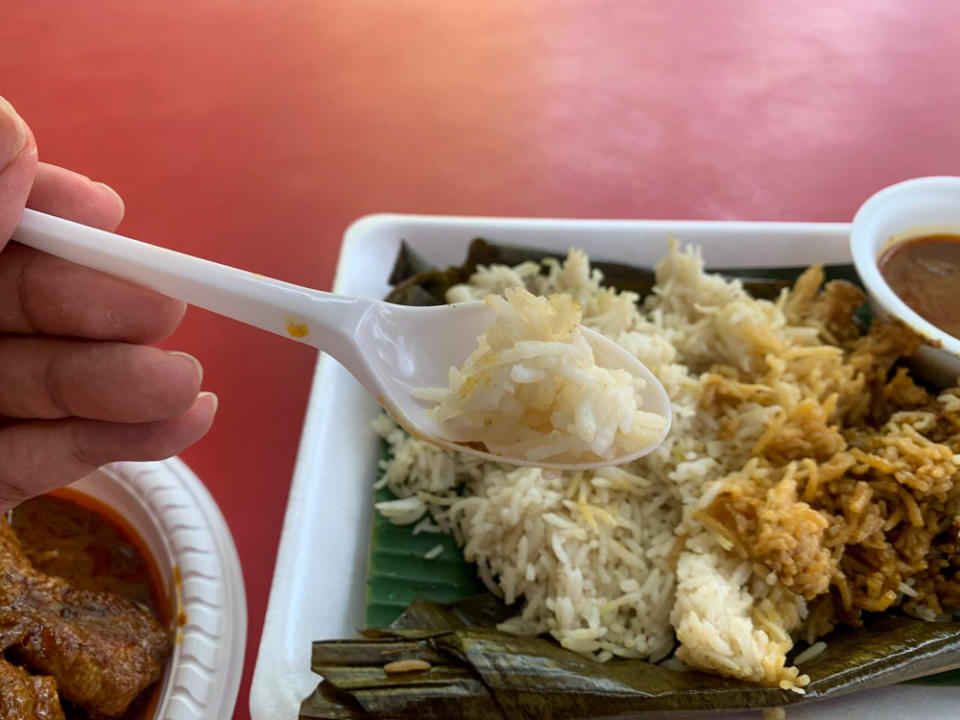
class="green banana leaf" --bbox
[365,442,484,629]
[302,239,959,719]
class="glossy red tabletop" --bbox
[4,2,960,718]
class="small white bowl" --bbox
[71,459,246,720]
[850,176,960,387]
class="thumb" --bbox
[0,96,38,251]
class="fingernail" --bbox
[198,391,219,413]
[0,96,28,167]
[93,181,125,213]
[166,350,203,379]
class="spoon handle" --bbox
[12,209,372,350]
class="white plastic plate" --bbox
[72,458,246,720]
[251,214,960,720]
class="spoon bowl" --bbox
[355,300,673,469]
[13,209,671,469]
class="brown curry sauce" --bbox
[9,489,170,720]
[878,234,960,339]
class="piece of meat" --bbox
[0,519,169,717]
[0,656,64,720]
[784,266,868,347]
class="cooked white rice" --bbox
[793,641,827,665]
[374,244,814,689]
[415,286,666,463]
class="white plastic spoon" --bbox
[12,209,671,469]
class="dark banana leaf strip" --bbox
[386,238,861,305]
[302,597,960,719]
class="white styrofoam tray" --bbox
[250,214,960,720]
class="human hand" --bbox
[0,96,216,511]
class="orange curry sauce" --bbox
[878,234,960,339]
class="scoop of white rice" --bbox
[415,287,666,463]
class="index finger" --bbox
[0,163,186,342]
[28,162,126,230]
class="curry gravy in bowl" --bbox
[878,234,960,340]
[5,489,172,720]
[850,176,960,387]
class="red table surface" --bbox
[4,1,960,717]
